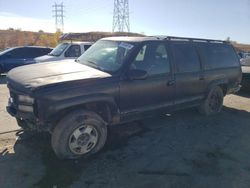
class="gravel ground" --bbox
[1,75,250,188]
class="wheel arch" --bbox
[46,95,120,131]
[206,79,228,96]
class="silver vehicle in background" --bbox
[35,41,93,63]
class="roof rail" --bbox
[150,35,227,44]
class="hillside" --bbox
[0,30,144,50]
[0,29,249,52]
[0,29,59,50]
[231,42,250,52]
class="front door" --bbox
[119,41,175,120]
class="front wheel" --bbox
[51,110,107,159]
[199,86,224,116]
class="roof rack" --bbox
[151,35,227,44]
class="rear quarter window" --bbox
[170,42,200,73]
[196,43,239,70]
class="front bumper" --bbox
[7,103,47,131]
[6,89,47,131]
[6,105,17,117]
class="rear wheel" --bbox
[51,110,107,159]
[199,86,224,116]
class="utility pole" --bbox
[112,0,130,32]
[52,2,65,32]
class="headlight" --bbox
[18,95,34,104]
[18,105,33,112]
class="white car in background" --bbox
[241,56,250,66]
[35,41,93,63]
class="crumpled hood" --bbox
[34,55,64,63]
[7,60,111,92]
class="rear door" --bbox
[119,41,175,119]
[170,41,205,106]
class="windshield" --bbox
[48,43,69,56]
[77,40,134,73]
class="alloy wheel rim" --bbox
[68,125,98,155]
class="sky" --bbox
[0,0,250,43]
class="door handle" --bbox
[167,80,175,86]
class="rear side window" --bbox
[196,43,239,70]
[26,48,46,58]
[7,48,28,59]
[171,42,200,73]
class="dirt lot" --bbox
[1,75,250,188]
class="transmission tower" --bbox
[52,2,65,32]
[112,0,130,32]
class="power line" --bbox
[52,2,65,32]
[112,0,130,32]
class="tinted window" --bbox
[26,48,44,58]
[171,42,200,73]
[196,43,239,70]
[7,48,28,59]
[130,43,170,76]
[84,45,91,51]
[40,48,52,55]
[65,45,81,57]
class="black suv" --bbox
[6,36,241,159]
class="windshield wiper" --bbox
[48,53,56,56]
[86,60,101,69]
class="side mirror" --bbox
[128,69,148,80]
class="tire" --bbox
[51,110,107,159]
[199,86,224,116]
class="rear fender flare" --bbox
[206,78,228,96]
